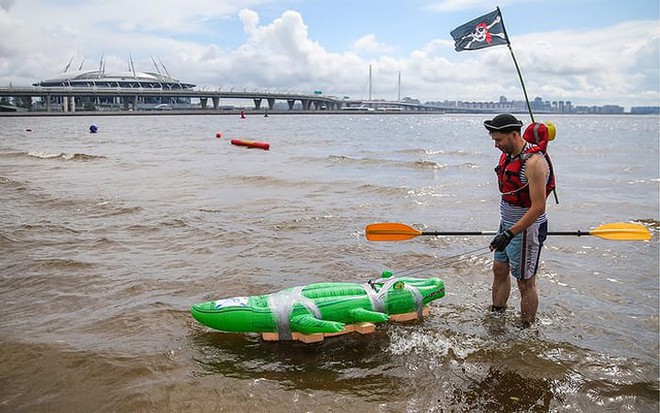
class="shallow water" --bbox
[1,113,658,412]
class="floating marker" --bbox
[89,124,98,133]
[231,139,270,150]
[216,132,222,138]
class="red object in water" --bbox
[216,132,222,138]
[231,139,270,150]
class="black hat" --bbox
[484,114,523,132]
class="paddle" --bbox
[365,222,652,242]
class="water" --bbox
[1,113,658,412]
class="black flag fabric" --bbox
[450,9,509,51]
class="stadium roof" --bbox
[33,69,195,89]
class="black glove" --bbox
[490,229,514,252]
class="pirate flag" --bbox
[451,9,509,51]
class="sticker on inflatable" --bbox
[214,297,249,309]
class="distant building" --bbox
[401,96,420,104]
[573,105,624,114]
[630,106,660,115]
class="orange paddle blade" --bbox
[365,223,422,241]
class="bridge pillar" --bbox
[212,97,219,110]
[267,98,275,110]
[287,99,295,110]
[301,99,311,110]
[69,96,75,112]
[62,96,68,112]
[253,98,262,109]
[200,97,208,110]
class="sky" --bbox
[0,0,658,108]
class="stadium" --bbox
[32,57,196,110]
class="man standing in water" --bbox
[484,114,553,326]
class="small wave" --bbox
[356,183,410,197]
[0,151,28,158]
[405,187,453,198]
[395,148,446,156]
[88,206,142,218]
[328,155,350,161]
[450,149,479,157]
[413,160,444,169]
[199,208,223,213]
[0,176,26,189]
[627,178,660,185]
[635,219,660,231]
[0,233,25,249]
[27,152,105,161]
[328,155,384,167]
[236,175,281,184]
[327,155,477,171]
[18,222,81,234]
[226,174,317,189]
[328,154,434,170]
[406,159,480,170]
[91,236,118,247]
[32,258,96,271]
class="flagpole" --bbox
[497,7,535,122]
[498,8,559,203]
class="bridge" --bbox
[0,86,451,113]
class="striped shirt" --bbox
[499,200,547,226]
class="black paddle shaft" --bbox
[421,231,590,236]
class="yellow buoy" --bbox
[545,121,556,141]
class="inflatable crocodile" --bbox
[191,272,445,341]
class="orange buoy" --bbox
[216,132,222,138]
[231,139,270,150]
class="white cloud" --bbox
[239,8,260,35]
[352,34,394,54]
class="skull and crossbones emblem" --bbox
[461,15,507,49]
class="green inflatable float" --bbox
[191,272,445,342]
